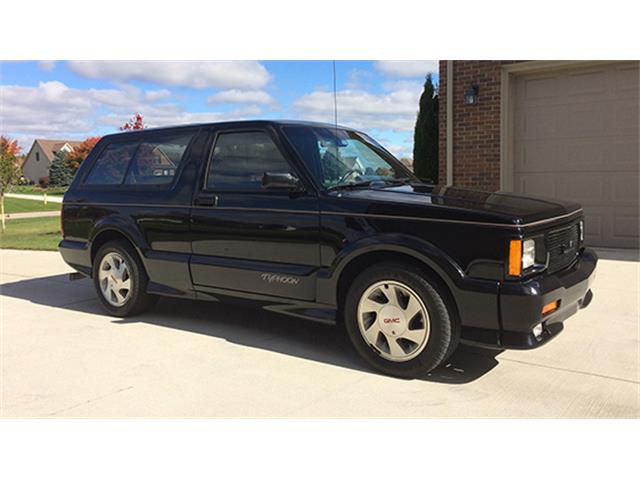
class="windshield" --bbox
[283,126,415,189]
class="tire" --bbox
[344,262,459,378]
[92,240,157,317]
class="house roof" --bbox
[29,139,83,162]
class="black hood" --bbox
[332,184,582,225]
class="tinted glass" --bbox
[207,131,291,190]
[85,142,138,185]
[124,134,192,185]
[283,126,413,188]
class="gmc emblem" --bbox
[383,317,401,324]
[560,240,575,254]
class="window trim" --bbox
[79,129,198,191]
[202,127,306,194]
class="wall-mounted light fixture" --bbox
[464,85,479,105]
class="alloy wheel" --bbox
[98,252,132,307]
[357,280,430,362]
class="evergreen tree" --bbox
[49,151,73,186]
[412,74,439,182]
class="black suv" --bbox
[59,120,597,377]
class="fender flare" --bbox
[89,215,148,261]
[318,233,467,306]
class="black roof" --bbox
[106,119,355,139]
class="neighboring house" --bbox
[22,139,82,183]
[438,60,639,248]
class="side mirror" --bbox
[262,172,302,191]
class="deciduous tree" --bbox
[66,136,101,173]
[0,136,22,231]
[120,113,146,131]
[0,136,22,157]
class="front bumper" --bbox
[461,248,597,349]
[497,247,597,348]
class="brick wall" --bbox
[438,61,521,191]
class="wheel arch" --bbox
[89,218,147,265]
[331,237,464,326]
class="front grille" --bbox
[545,222,580,274]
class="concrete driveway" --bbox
[1,249,638,417]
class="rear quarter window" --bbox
[84,141,138,185]
[124,134,193,185]
[83,133,194,187]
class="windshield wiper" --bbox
[326,180,375,192]
[326,178,418,192]
[377,178,415,187]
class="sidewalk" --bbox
[5,193,63,204]
[3,210,61,220]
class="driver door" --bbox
[189,127,321,300]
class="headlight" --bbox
[522,239,536,270]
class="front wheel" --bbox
[93,241,156,317]
[344,263,459,378]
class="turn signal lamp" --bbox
[542,300,559,316]
[508,239,522,276]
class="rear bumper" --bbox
[58,239,92,277]
[462,248,597,349]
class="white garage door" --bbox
[512,62,639,248]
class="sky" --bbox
[0,60,438,159]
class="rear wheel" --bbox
[93,241,156,317]
[344,263,459,378]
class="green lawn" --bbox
[3,197,61,214]
[0,216,62,251]
[12,185,67,196]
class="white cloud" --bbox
[207,89,274,105]
[68,61,271,89]
[38,60,56,72]
[375,60,438,78]
[1,81,117,137]
[144,89,171,101]
[293,85,422,132]
[1,80,265,150]
[382,79,424,92]
[385,144,413,159]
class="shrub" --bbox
[38,176,50,188]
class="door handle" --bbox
[195,193,218,207]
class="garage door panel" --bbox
[521,75,557,101]
[512,62,639,248]
[615,65,640,96]
[516,142,558,172]
[519,108,558,139]
[516,138,637,173]
[583,213,602,240]
[612,139,639,169]
[614,214,639,240]
[615,102,639,133]
[611,175,640,204]
[566,69,607,98]
[566,105,608,136]
[515,174,558,198]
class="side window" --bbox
[85,141,138,185]
[207,131,292,190]
[124,134,193,185]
